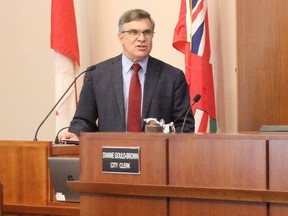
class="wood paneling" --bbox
[169,136,267,216]
[237,1,288,131]
[0,182,2,216]
[80,133,168,184]
[0,141,80,215]
[79,133,168,216]
[269,139,288,215]
[74,133,288,216]
[3,203,79,215]
[169,137,267,188]
[0,141,50,205]
[69,181,288,204]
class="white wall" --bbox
[0,0,237,141]
[0,0,54,141]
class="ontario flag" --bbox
[173,0,217,132]
[51,0,80,134]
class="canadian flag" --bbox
[50,0,80,134]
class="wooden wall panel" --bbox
[0,141,50,205]
[269,139,288,216]
[237,1,288,131]
[169,135,267,216]
[0,182,2,216]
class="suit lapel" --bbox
[142,57,160,121]
[110,55,126,125]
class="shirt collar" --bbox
[122,54,149,74]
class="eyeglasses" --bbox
[121,29,154,38]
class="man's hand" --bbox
[58,131,79,143]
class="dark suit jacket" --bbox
[69,55,194,135]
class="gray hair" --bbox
[118,9,155,32]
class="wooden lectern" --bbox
[77,133,168,215]
[69,132,288,216]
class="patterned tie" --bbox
[127,63,142,132]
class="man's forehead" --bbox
[124,19,152,29]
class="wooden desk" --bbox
[0,141,80,215]
[2,133,288,215]
[70,133,288,216]
[0,141,50,205]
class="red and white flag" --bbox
[51,0,80,134]
[173,0,217,132]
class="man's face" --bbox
[118,18,153,62]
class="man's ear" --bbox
[118,32,124,45]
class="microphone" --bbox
[33,65,96,141]
[180,94,201,133]
[54,126,80,144]
[54,126,69,144]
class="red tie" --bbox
[127,63,142,132]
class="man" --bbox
[59,9,194,141]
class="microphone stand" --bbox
[180,94,201,133]
[33,65,96,141]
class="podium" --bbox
[77,133,168,215]
[69,132,288,216]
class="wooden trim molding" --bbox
[68,181,288,204]
[3,204,80,216]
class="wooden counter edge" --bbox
[3,203,80,215]
[68,181,288,204]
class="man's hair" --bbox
[118,9,155,32]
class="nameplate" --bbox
[102,146,140,174]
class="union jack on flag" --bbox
[173,0,217,132]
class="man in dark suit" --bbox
[59,8,194,141]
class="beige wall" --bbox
[0,0,236,141]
